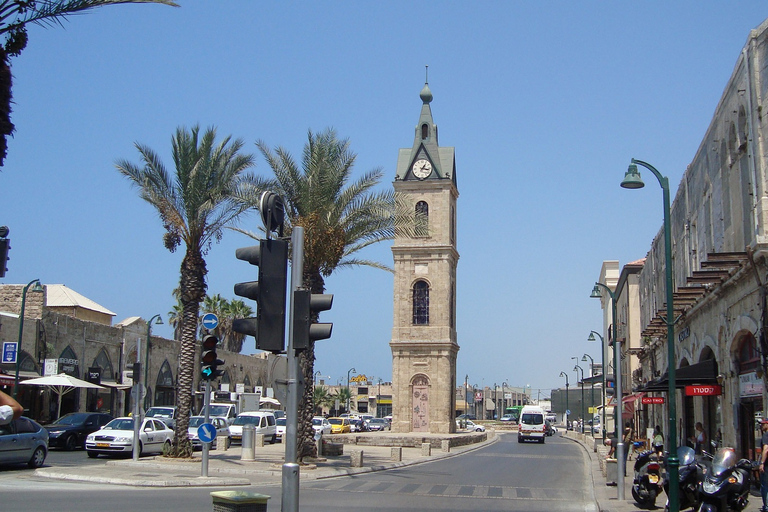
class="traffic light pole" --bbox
[132,346,141,462]
[283,226,303,512]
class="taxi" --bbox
[327,417,351,434]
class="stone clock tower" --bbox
[390,81,459,434]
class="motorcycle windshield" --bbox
[677,446,695,466]
[710,448,738,477]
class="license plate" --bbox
[648,475,659,484]
[96,443,110,448]
[232,435,241,440]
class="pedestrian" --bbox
[622,422,633,470]
[689,422,706,454]
[604,436,617,459]
[0,389,22,425]
[652,425,664,455]
[759,419,768,512]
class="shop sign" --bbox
[58,357,79,375]
[739,371,763,398]
[642,396,665,404]
[474,392,482,402]
[685,385,722,396]
[350,374,368,383]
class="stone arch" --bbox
[58,346,80,378]
[91,348,114,381]
[18,350,38,374]
[410,374,430,432]
[243,374,252,392]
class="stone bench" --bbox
[322,441,344,456]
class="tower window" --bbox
[415,201,429,237]
[421,124,429,140]
[412,280,430,325]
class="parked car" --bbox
[328,417,351,434]
[459,420,486,432]
[275,417,286,442]
[187,416,230,449]
[500,414,515,422]
[0,416,48,468]
[229,411,277,444]
[44,412,113,450]
[457,413,477,421]
[312,416,331,435]
[145,406,178,429]
[366,418,390,431]
[85,417,174,458]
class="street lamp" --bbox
[501,381,508,418]
[346,367,356,414]
[14,279,43,399]
[582,353,595,437]
[591,280,625,499]
[573,361,585,433]
[622,158,679,512]
[588,330,607,439]
[144,314,163,405]
[559,372,569,426]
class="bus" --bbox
[503,405,524,422]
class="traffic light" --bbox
[0,226,9,278]
[293,289,333,351]
[201,334,224,380]
[125,362,141,385]
[605,374,615,396]
[232,239,288,353]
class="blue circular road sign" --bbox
[202,313,219,330]
[197,423,217,444]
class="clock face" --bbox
[412,159,432,179]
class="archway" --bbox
[411,374,430,432]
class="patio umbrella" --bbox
[259,396,281,406]
[20,373,106,420]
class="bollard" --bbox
[241,425,255,461]
[254,433,264,448]
[216,435,229,451]
[350,450,363,467]
[441,440,450,453]
[421,442,431,456]
[315,430,322,456]
[391,447,402,461]
[211,491,270,512]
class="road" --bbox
[0,433,597,511]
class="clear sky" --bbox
[2,2,767,397]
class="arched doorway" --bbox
[154,360,175,406]
[411,375,430,432]
[89,348,115,415]
[735,331,761,459]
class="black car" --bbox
[44,412,113,450]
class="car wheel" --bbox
[270,434,277,444]
[64,434,78,451]
[518,437,523,443]
[163,439,171,454]
[138,441,143,456]
[28,446,46,468]
[87,451,99,459]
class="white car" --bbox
[275,417,286,442]
[86,417,174,458]
[312,416,331,435]
[229,411,276,444]
[187,416,230,449]
[458,420,486,432]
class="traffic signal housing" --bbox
[0,228,9,278]
[201,334,224,381]
[125,362,141,385]
[232,239,288,353]
[293,289,333,351]
[605,374,615,396]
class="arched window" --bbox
[421,123,429,140]
[412,280,430,325]
[415,201,429,237]
[58,346,80,378]
[737,332,759,373]
[92,348,114,381]
[154,360,175,406]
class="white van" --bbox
[229,411,277,444]
[518,405,546,443]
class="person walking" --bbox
[652,425,664,455]
[759,419,768,512]
[689,422,706,454]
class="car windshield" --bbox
[369,419,385,424]
[51,413,89,425]
[276,418,286,426]
[312,418,323,426]
[188,417,206,428]
[328,418,343,425]
[208,406,231,416]
[146,408,174,418]
[104,418,133,430]
[232,416,260,426]
[522,413,543,425]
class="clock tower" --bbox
[390,80,459,434]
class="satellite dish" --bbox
[259,191,285,236]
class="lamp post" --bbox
[501,381,508,418]
[346,367,355,414]
[591,281,624,499]
[621,158,679,512]
[144,314,163,407]
[573,361,585,433]
[588,331,607,439]
[582,353,595,437]
[493,382,498,419]
[559,372,569,427]
[15,279,43,399]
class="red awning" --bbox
[623,392,645,403]
[0,375,13,386]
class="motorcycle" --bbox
[697,447,754,512]
[663,446,705,511]
[632,449,665,508]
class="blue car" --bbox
[0,417,49,468]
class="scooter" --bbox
[697,447,754,512]
[632,449,665,509]
[663,446,705,511]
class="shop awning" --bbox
[636,359,718,393]
[622,392,645,403]
[99,380,131,390]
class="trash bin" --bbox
[211,491,270,512]
[605,458,618,485]
[241,424,255,461]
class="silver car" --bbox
[0,417,49,468]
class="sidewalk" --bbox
[34,430,498,488]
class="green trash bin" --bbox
[211,491,270,512]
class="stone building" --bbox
[593,17,768,459]
[390,81,459,433]
[0,284,283,423]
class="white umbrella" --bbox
[259,396,281,406]
[20,373,106,420]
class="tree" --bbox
[331,386,351,416]
[0,0,178,167]
[116,125,269,457]
[199,294,253,353]
[252,128,395,461]
[312,384,332,415]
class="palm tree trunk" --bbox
[297,272,325,462]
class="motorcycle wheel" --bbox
[647,489,657,508]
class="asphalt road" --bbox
[0,433,597,512]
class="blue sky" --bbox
[2,2,767,395]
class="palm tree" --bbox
[201,293,228,340]
[312,384,332,415]
[225,299,253,353]
[0,0,178,167]
[116,125,269,457]
[331,387,351,416]
[252,128,395,461]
